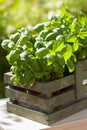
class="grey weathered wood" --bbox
[78,59,87,70]
[82,70,87,96]
[83,86,87,96]
[4,72,75,98]
[4,72,13,85]
[5,86,75,113]
[75,60,87,99]
[7,97,87,125]
[7,102,49,125]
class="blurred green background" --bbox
[0,0,87,98]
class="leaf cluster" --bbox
[2,7,87,88]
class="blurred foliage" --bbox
[63,0,87,15]
[0,0,61,38]
[0,0,87,38]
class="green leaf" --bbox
[49,50,55,55]
[42,74,51,82]
[11,74,19,85]
[55,41,64,52]
[57,54,65,67]
[34,71,47,78]
[67,36,79,52]
[62,44,72,60]
[78,12,86,25]
[71,54,77,63]
[46,54,54,65]
[46,40,54,49]
[33,23,44,33]
[10,32,20,43]
[79,32,87,38]
[20,51,29,61]
[27,78,36,87]
[35,47,48,58]
[8,42,15,49]
[67,36,76,42]
[39,29,52,39]
[31,60,40,71]
[18,71,33,86]
[51,20,59,28]
[17,35,32,46]
[53,63,64,78]
[1,39,14,50]
[44,21,51,27]
[7,49,20,65]
[66,59,74,73]
[72,18,77,29]
[45,31,58,41]
[73,38,79,51]
[34,41,44,49]
[56,35,64,41]
[78,49,87,60]
[61,4,66,16]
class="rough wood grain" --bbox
[5,86,75,113]
[42,119,87,130]
[4,72,75,98]
[7,97,87,125]
[75,59,87,99]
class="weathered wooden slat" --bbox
[75,60,87,99]
[41,75,75,97]
[7,102,49,125]
[75,61,85,99]
[4,72,75,97]
[4,72,13,85]
[83,86,87,96]
[82,70,87,96]
[7,97,87,125]
[5,86,75,113]
[77,59,87,71]
[82,70,87,80]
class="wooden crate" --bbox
[4,59,87,125]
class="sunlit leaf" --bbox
[66,59,74,73]
[62,44,72,60]
[73,38,79,51]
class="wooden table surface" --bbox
[1,98,87,130]
[42,119,87,130]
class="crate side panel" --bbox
[7,97,87,125]
[48,97,87,125]
[7,102,49,125]
[6,86,75,113]
[75,60,87,99]
[4,72,75,97]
